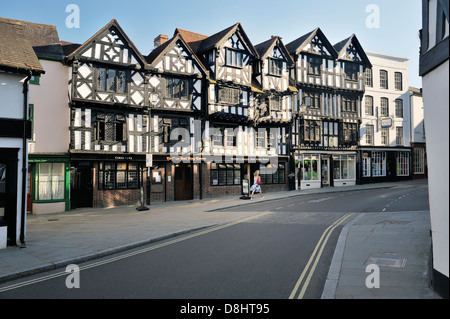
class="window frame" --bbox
[365,124,374,145]
[308,56,322,76]
[96,67,128,94]
[364,68,373,87]
[98,162,141,190]
[395,99,404,118]
[380,97,389,116]
[218,86,241,105]
[225,48,243,68]
[381,127,389,146]
[365,96,373,116]
[344,63,358,81]
[396,126,404,145]
[210,163,241,186]
[268,58,283,76]
[394,72,403,91]
[380,69,388,89]
[372,151,387,177]
[35,162,66,202]
[396,152,410,176]
[165,77,190,100]
[260,163,286,185]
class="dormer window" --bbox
[226,48,243,68]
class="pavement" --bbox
[0,179,442,299]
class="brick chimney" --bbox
[154,34,169,49]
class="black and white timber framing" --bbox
[58,18,380,206]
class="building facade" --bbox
[65,19,151,209]
[286,29,371,190]
[419,0,449,298]
[359,52,412,184]
[0,18,44,247]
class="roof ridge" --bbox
[0,16,56,28]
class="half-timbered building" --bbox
[178,23,290,198]
[287,28,371,189]
[253,36,296,191]
[65,19,151,208]
[145,32,208,202]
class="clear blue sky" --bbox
[1,0,423,88]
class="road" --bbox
[0,181,429,300]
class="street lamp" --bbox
[136,91,159,211]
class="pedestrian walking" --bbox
[250,170,264,200]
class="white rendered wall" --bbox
[361,52,411,147]
[0,72,28,245]
[422,60,449,278]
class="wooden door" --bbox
[174,164,192,201]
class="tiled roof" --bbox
[60,40,81,56]
[0,18,44,74]
[255,37,278,58]
[0,17,64,61]
[174,28,208,53]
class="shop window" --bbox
[333,155,355,180]
[35,163,65,201]
[260,163,285,184]
[372,152,386,176]
[98,162,140,190]
[396,152,410,176]
[413,148,425,174]
[362,156,371,177]
[300,155,319,181]
[210,163,241,186]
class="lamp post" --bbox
[136,91,159,211]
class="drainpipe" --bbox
[20,70,32,246]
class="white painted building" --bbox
[360,52,412,183]
[0,18,44,248]
[419,0,449,298]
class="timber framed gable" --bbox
[66,19,148,108]
[147,34,208,113]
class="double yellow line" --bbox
[288,213,354,299]
[0,211,273,293]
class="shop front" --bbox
[28,155,70,214]
[70,154,146,209]
[359,147,412,184]
[296,151,357,189]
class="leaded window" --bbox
[210,163,241,186]
[98,162,140,190]
[97,68,127,93]
[166,77,189,100]
[218,86,240,105]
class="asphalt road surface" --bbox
[0,181,429,300]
